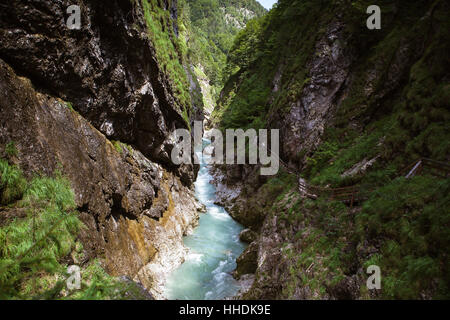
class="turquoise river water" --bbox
[164,139,247,300]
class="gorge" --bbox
[164,138,246,300]
[0,0,449,300]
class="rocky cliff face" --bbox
[0,0,204,298]
[213,0,449,299]
[273,21,353,166]
[0,0,197,182]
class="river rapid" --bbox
[164,138,247,300]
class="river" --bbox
[164,138,247,300]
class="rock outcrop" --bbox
[272,21,353,166]
[234,241,258,279]
[0,0,196,184]
[211,164,269,231]
[239,229,258,243]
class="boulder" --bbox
[234,241,258,279]
[239,229,258,243]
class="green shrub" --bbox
[356,176,450,298]
[5,141,18,157]
[0,161,146,300]
[0,159,27,205]
[65,102,74,111]
[112,140,123,154]
[141,0,192,121]
[0,171,81,298]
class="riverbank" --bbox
[164,139,247,300]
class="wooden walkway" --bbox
[275,154,449,207]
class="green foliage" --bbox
[67,260,150,300]
[214,0,450,299]
[5,141,18,157]
[141,0,191,120]
[265,168,297,200]
[65,102,74,111]
[0,162,137,300]
[112,140,123,154]
[222,18,264,81]
[178,0,266,108]
[335,0,450,164]
[286,0,449,186]
[278,195,349,298]
[68,260,121,300]
[265,171,449,299]
[306,122,388,187]
[0,159,27,205]
[111,140,134,155]
[357,176,450,299]
[213,0,333,129]
[0,169,81,298]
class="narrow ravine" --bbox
[164,138,247,300]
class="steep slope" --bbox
[179,0,266,116]
[0,0,204,299]
[213,0,450,299]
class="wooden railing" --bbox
[400,158,450,178]
[271,149,449,207]
[298,178,373,207]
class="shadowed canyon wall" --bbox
[0,0,204,297]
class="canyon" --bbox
[0,0,448,300]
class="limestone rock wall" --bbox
[0,59,201,297]
[0,0,203,298]
[0,0,196,183]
